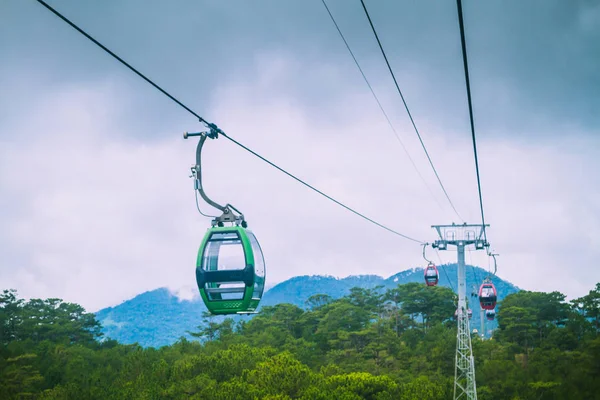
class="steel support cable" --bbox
[434,249,456,294]
[194,190,218,219]
[320,0,446,213]
[466,246,481,287]
[216,133,424,243]
[455,0,487,241]
[359,0,463,222]
[35,0,208,126]
[34,0,425,244]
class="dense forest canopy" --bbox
[1,282,599,399]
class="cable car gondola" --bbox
[196,226,265,315]
[185,128,266,315]
[424,263,439,286]
[486,309,496,321]
[478,279,497,310]
[422,244,439,286]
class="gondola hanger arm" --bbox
[490,253,498,276]
[422,243,434,265]
[184,127,247,228]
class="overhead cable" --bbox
[34,0,424,244]
[455,0,488,241]
[320,0,446,213]
[359,0,463,222]
[434,249,456,294]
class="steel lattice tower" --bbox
[432,223,489,400]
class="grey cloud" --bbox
[3,0,598,142]
[1,0,599,311]
[1,65,598,312]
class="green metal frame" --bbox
[196,226,262,314]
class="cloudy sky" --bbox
[1,0,599,312]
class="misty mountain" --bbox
[95,264,519,347]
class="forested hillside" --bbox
[1,281,600,399]
[96,265,519,347]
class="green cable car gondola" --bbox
[196,226,265,314]
[184,127,266,315]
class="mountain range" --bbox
[95,264,519,347]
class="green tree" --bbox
[384,283,455,331]
[573,283,600,335]
[305,294,333,310]
[0,353,44,399]
[20,298,103,345]
[498,291,571,347]
[0,289,24,345]
[245,352,314,398]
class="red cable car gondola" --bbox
[479,279,497,310]
[422,245,439,287]
[486,309,496,321]
[424,263,439,286]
